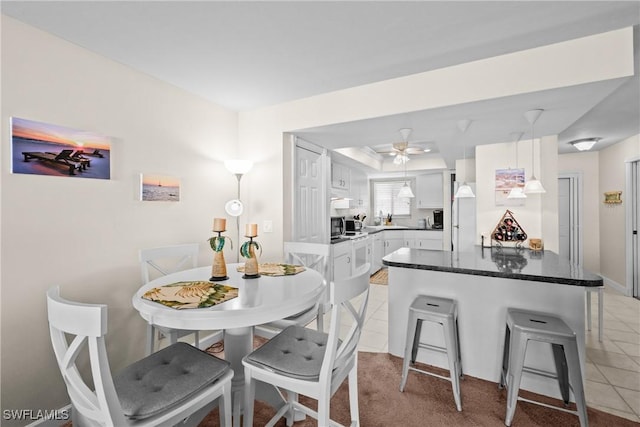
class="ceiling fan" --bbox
[381,128,431,164]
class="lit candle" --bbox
[213,218,226,232]
[245,223,258,237]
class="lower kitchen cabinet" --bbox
[370,233,383,275]
[331,240,352,281]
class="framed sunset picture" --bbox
[140,173,180,202]
[11,117,111,179]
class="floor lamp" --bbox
[224,159,253,262]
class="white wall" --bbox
[475,137,558,250]
[558,151,601,273]
[599,134,640,287]
[1,16,238,421]
[238,29,631,261]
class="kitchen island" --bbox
[383,246,603,400]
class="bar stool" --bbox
[399,295,463,411]
[499,308,588,427]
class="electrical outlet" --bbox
[263,220,273,233]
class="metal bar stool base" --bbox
[499,308,588,427]
[399,295,463,412]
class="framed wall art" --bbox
[495,168,525,206]
[140,173,180,202]
[11,117,111,179]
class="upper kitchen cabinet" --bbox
[415,173,444,209]
[349,169,369,208]
[331,162,350,191]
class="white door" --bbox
[294,139,328,243]
[558,173,582,265]
[628,160,640,299]
[558,178,571,260]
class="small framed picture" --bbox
[140,173,180,202]
[604,191,622,204]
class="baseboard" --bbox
[23,405,71,427]
[601,275,630,296]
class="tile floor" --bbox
[350,281,640,422]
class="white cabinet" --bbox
[349,169,368,208]
[404,230,443,250]
[331,240,352,281]
[331,162,350,191]
[416,173,444,209]
[383,231,405,255]
[371,233,383,275]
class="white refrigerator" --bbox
[452,182,477,252]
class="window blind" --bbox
[373,180,411,217]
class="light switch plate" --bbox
[263,220,273,233]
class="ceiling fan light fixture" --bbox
[569,137,600,151]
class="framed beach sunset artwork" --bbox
[140,173,180,202]
[495,168,525,206]
[11,117,111,179]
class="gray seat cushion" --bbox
[113,342,230,420]
[244,325,330,380]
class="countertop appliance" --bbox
[331,216,345,239]
[417,218,427,229]
[345,219,363,233]
[432,210,443,229]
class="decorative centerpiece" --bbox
[209,218,232,281]
[240,223,261,279]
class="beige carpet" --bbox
[199,352,638,426]
[369,268,388,285]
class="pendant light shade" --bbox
[454,119,475,199]
[507,187,527,199]
[455,183,475,198]
[523,109,546,194]
[398,182,415,198]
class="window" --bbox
[372,179,412,217]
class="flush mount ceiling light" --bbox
[454,119,475,199]
[569,137,600,151]
[523,109,546,194]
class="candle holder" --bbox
[240,236,261,279]
[208,231,231,281]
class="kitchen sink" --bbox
[364,225,409,230]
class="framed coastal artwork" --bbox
[495,168,525,206]
[11,117,111,179]
[140,173,180,202]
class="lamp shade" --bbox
[224,199,244,217]
[224,159,253,175]
[454,183,475,198]
[397,182,415,198]
[507,187,527,199]
[523,178,546,194]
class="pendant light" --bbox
[397,148,414,198]
[507,132,527,199]
[454,119,475,199]
[523,109,546,194]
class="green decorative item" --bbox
[240,237,261,278]
[209,231,232,281]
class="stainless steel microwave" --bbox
[330,216,345,239]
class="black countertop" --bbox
[382,246,603,287]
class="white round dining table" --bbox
[132,263,324,426]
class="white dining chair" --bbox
[242,263,371,427]
[254,242,331,339]
[140,243,223,354]
[47,286,233,427]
